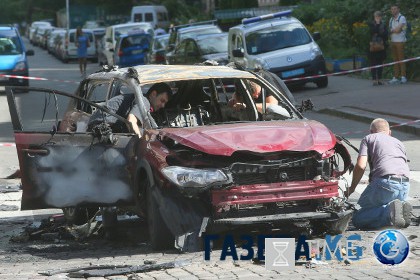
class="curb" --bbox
[317,107,420,136]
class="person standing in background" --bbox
[388,4,407,84]
[75,27,90,77]
[368,11,388,86]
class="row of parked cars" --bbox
[27,10,329,89]
[27,21,102,63]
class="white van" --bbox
[228,10,328,88]
[131,5,169,29]
[99,22,154,66]
[60,28,96,63]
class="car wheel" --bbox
[147,183,174,250]
[315,77,328,88]
[62,207,99,225]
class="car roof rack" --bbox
[242,10,292,25]
[171,20,217,31]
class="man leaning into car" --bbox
[88,82,171,137]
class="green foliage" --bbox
[294,0,420,79]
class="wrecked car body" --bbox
[6,64,353,251]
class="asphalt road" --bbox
[0,39,419,279]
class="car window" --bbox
[185,40,197,56]
[179,26,221,42]
[145,13,153,22]
[197,35,228,55]
[175,40,187,55]
[155,36,168,49]
[0,37,20,55]
[0,30,22,53]
[89,83,110,103]
[245,23,311,55]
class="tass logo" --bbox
[373,229,409,265]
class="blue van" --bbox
[113,32,152,67]
[0,25,34,88]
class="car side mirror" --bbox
[232,48,244,58]
[26,49,35,56]
[312,32,321,41]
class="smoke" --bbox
[33,145,133,208]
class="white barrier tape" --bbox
[0,74,78,84]
[284,56,420,82]
[339,119,420,136]
[0,143,16,147]
[0,74,47,81]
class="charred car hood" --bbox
[159,120,336,156]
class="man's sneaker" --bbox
[389,199,405,228]
[402,201,413,228]
[388,77,400,84]
[400,76,407,83]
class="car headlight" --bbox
[13,61,27,72]
[161,166,229,189]
[310,44,323,60]
[254,57,269,70]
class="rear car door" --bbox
[6,86,137,210]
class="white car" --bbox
[228,10,328,88]
[28,21,51,44]
[100,22,154,66]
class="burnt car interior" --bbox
[152,78,295,129]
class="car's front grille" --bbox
[232,166,312,185]
[229,157,318,185]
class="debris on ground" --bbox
[9,214,103,243]
[65,260,191,278]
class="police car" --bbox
[228,10,328,88]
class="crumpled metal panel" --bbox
[159,120,336,156]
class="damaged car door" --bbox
[6,87,137,210]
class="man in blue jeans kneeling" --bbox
[346,118,412,229]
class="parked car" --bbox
[46,28,65,55]
[0,25,34,88]
[228,10,328,87]
[6,64,353,251]
[28,21,51,44]
[58,28,96,63]
[113,32,152,67]
[148,33,169,64]
[166,21,222,53]
[38,26,56,49]
[166,33,228,65]
[99,22,154,66]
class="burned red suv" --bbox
[6,64,353,251]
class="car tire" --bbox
[62,207,99,225]
[315,77,328,88]
[147,183,174,250]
